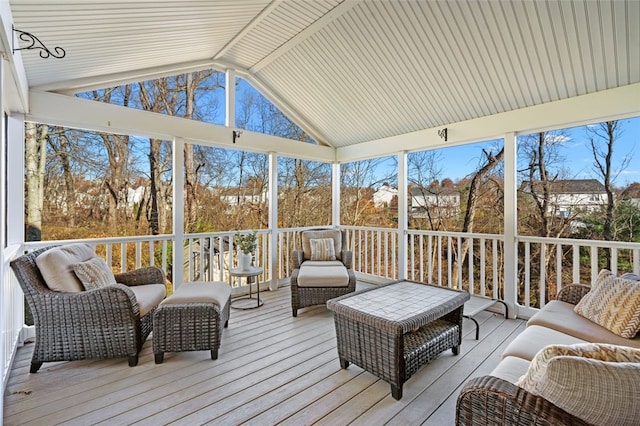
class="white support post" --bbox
[268,152,278,290]
[0,58,5,250]
[397,151,408,280]
[503,132,518,318]
[6,113,25,247]
[173,138,185,290]
[332,162,341,227]
[225,70,236,128]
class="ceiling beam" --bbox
[28,90,335,163]
[32,59,222,94]
[0,0,29,112]
[212,0,283,61]
[336,83,640,163]
[249,0,361,73]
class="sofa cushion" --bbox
[516,343,640,426]
[161,282,230,309]
[489,356,530,384]
[309,238,336,261]
[502,325,587,361]
[36,243,96,293]
[130,284,167,316]
[574,274,640,338]
[528,300,640,348]
[297,265,349,287]
[73,257,117,291]
[302,229,342,261]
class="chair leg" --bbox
[30,361,43,373]
[211,349,218,360]
[292,308,298,317]
[154,352,164,364]
[128,354,139,367]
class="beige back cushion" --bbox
[36,243,96,292]
[302,230,342,261]
[574,273,640,338]
[516,343,640,425]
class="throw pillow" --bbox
[302,229,342,260]
[309,238,336,261]
[574,274,640,338]
[73,256,117,291]
[35,243,96,292]
[592,268,617,289]
[516,343,640,425]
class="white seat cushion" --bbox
[130,284,167,316]
[297,265,349,287]
[161,282,230,309]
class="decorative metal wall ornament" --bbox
[12,25,66,59]
[438,128,448,142]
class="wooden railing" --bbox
[12,228,640,312]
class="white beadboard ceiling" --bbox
[7,0,640,148]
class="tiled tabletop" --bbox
[333,281,467,324]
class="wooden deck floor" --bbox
[4,284,525,426]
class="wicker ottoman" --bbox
[153,281,231,364]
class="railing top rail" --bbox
[407,229,505,240]
[22,234,174,250]
[341,225,399,232]
[518,235,640,249]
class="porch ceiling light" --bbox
[12,25,66,59]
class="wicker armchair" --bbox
[456,375,591,425]
[290,229,356,317]
[10,246,166,372]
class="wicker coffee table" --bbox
[327,280,470,400]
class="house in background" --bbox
[520,179,607,218]
[409,185,461,218]
[373,183,398,208]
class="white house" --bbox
[372,183,398,208]
[520,179,607,218]
[410,185,461,218]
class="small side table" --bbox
[230,266,264,310]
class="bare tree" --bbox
[25,122,48,241]
[588,121,628,241]
[408,151,448,230]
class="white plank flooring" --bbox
[4,284,525,425]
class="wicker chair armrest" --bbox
[456,376,590,426]
[341,250,353,269]
[290,268,300,288]
[114,266,165,286]
[292,250,304,270]
[32,283,140,320]
[556,283,591,305]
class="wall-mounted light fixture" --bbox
[232,130,243,144]
[438,128,448,142]
[12,25,66,59]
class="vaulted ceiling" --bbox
[5,0,640,150]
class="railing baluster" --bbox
[468,237,473,295]
[539,243,546,307]
[556,244,562,295]
[525,242,530,308]
[480,238,486,297]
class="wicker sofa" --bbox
[10,244,166,372]
[456,273,640,426]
